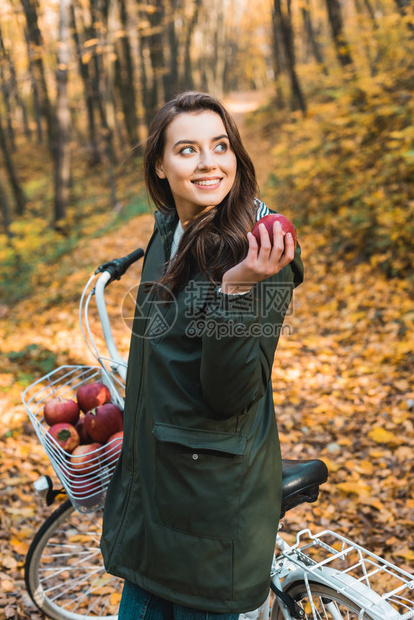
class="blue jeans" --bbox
[118,580,240,620]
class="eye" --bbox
[215,142,228,153]
[179,146,196,155]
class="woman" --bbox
[100,91,304,619]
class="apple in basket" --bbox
[48,423,80,453]
[75,417,92,445]
[44,398,80,426]
[104,431,124,466]
[251,214,297,248]
[69,443,103,474]
[84,403,123,443]
[71,476,104,509]
[76,382,111,413]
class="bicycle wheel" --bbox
[25,498,122,620]
[271,581,377,620]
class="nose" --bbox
[196,149,217,170]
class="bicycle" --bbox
[22,249,414,620]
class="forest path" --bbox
[223,89,268,126]
[224,89,274,187]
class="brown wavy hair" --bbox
[143,91,258,301]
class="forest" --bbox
[0,0,414,617]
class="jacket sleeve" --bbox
[200,240,304,417]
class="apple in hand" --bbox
[70,443,103,474]
[76,382,111,413]
[252,214,297,249]
[44,398,80,426]
[48,423,80,453]
[84,403,123,443]
[104,431,124,466]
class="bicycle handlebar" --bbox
[95,247,145,285]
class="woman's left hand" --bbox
[221,221,295,294]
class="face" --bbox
[155,111,237,222]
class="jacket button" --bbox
[192,453,198,460]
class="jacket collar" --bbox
[154,209,179,258]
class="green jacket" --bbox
[100,203,304,613]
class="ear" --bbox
[155,159,166,179]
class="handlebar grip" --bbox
[95,248,145,284]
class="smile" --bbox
[191,178,223,189]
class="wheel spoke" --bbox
[25,500,122,619]
[273,582,378,620]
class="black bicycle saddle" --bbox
[280,459,328,518]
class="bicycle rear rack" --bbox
[278,529,414,619]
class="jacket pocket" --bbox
[152,423,247,540]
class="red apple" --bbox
[71,475,104,508]
[48,423,80,453]
[70,443,103,474]
[252,214,297,249]
[84,403,123,443]
[44,398,80,426]
[57,461,74,484]
[75,417,92,445]
[76,382,111,413]
[104,431,123,466]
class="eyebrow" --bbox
[173,135,229,149]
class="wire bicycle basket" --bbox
[22,364,125,514]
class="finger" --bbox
[246,231,260,260]
[269,221,285,263]
[277,232,295,267]
[247,231,258,250]
[257,223,272,263]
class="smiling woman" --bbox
[100,91,304,620]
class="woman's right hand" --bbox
[221,221,295,295]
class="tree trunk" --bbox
[271,0,286,108]
[213,0,226,97]
[20,0,56,150]
[182,0,202,91]
[301,1,329,75]
[6,44,31,141]
[354,0,377,75]
[116,0,139,146]
[363,0,378,25]
[0,114,26,216]
[54,0,72,227]
[3,29,32,141]
[70,2,101,165]
[141,0,166,124]
[23,28,43,143]
[325,0,354,67]
[0,175,13,239]
[88,0,118,208]
[0,34,16,151]
[273,0,307,115]
[139,37,151,131]
[163,0,179,100]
